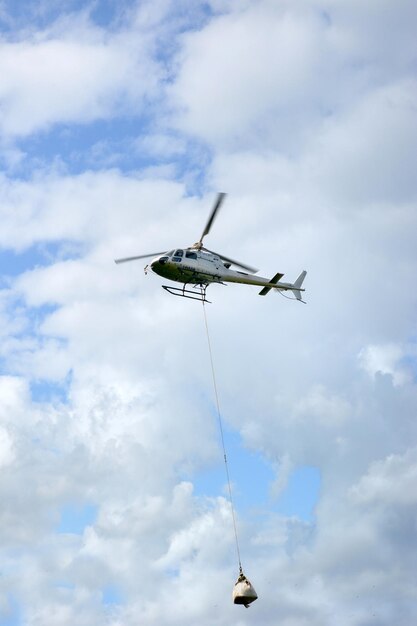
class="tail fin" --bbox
[259,271,284,296]
[292,270,307,302]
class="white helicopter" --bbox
[115,193,307,303]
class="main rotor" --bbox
[191,192,226,251]
[188,192,257,272]
[114,192,258,273]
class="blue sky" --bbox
[190,427,321,521]
[1,1,417,625]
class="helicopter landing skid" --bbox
[162,284,211,303]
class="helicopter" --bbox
[115,193,307,303]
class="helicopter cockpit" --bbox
[172,249,183,262]
[156,251,172,264]
[168,249,199,262]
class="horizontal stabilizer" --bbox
[259,271,284,296]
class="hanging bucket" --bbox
[232,570,258,608]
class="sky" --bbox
[0,0,417,624]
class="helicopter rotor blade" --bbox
[203,247,259,273]
[114,252,166,264]
[198,192,227,245]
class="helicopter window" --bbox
[185,251,197,259]
[174,249,183,257]
[168,250,175,256]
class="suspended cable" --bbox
[277,290,298,301]
[201,297,243,572]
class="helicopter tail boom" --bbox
[258,269,307,302]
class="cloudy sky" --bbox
[1,0,417,624]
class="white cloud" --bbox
[0,374,31,421]
[359,343,413,386]
[1,0,417,624]
[0,12,161,138]
[0,425,14,467]
[134,133,187,159]
[173,0,417,165]
[307,79,417,206]
[2,160,416,623]
[172,2,327,149]
[0,170,186,250]
[293,384,351,427]
[322,0,417,71]
[350,447,417,507]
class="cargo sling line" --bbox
[201,299,243,573]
